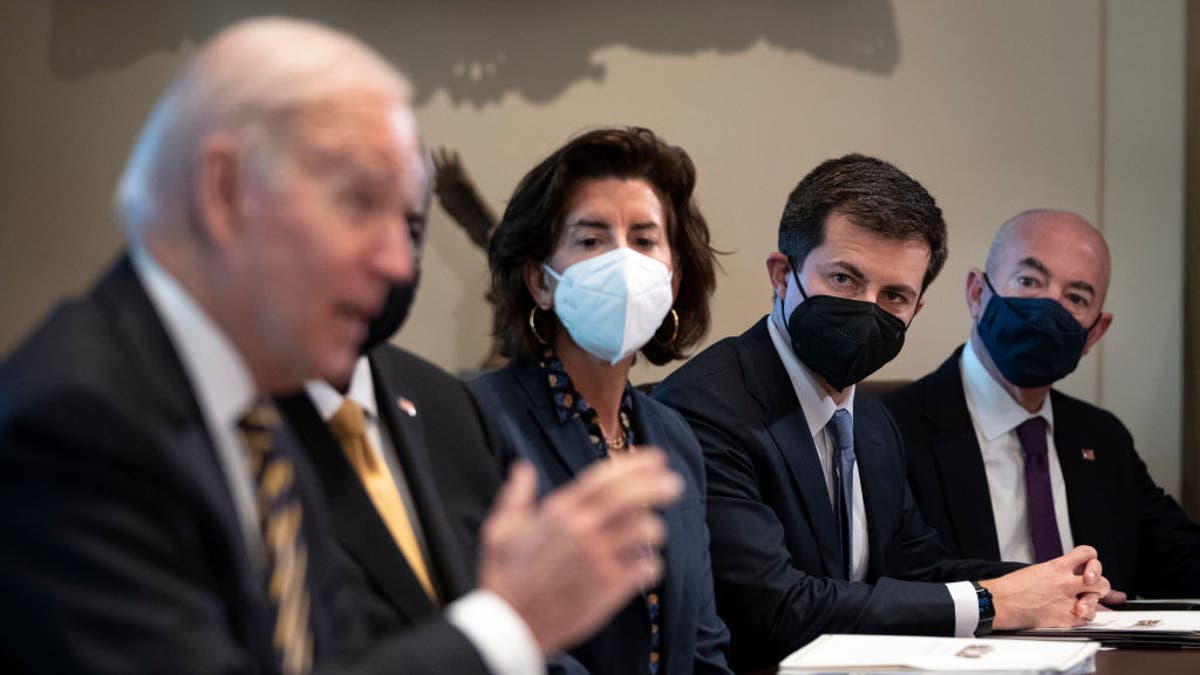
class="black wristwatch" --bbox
[971,581,995,637]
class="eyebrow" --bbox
[828,260,919,299]
[629,221,663,232]
[568,219,611,231]
[1016,256,1095,296]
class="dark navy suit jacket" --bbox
[470,359,731,675]
[884,346,1200,598]
[278,344,502,640]
[0,256,491,674]
[653,319,1019,671]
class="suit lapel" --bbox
[632,396,687,653]
[740,320,844,578]
[98,256,276,661]
[852,406,889,578]
[923,350,1002,560]
[276,391,437,621]
[1050,391,1103,550]
[507,360,598,488]
[371,358,475,602]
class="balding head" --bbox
[966,208,1115,396]
[117,16,410,243]
[985,209,1111,306]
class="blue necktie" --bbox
[827,409,856,579]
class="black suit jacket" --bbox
[278,344,502,638]
[0,256,489,674]
[653,319,1019,671]
[469,359,731,675]
[883,345,1200,598]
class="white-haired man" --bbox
[0,18,681,674]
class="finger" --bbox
[608,510,668,555]
[490,460,538,522]
[1060,545,1098,572]
[1080,557,1102,584]
[1101,589,1127,607]
[1073,596,1097,622]
[564,449,680,511]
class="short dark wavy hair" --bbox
[489,127,718,365]
[779,153,948,292]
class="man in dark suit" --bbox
[0,17,684,674]
[654,155,1110,671]
[884,209,1200,600]
[277,153,504,638]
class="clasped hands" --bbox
[980,545,1114,631]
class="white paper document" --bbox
[1011,610,1200,646]
[1050,610,1200,633]
[779,634,1100,674]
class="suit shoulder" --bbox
[654,336,749,412]
[659,336,741,387]
[0,299,131,417]
[1050,389,1131,439]
[370,344,460,388]
[465,366,517,404]
[880,374,933,430]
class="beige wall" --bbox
[0,1,1187,495]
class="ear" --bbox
[965,267,986,320]
[766,252,792,301]
[1081,311,1113,355]
[522,259,554,310]
[193,133,243,249]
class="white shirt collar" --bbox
[962,336,1054,442]
[305,355,378,422]
[130,247,264,562]
[768,303,855,437]
[130,248,258,437]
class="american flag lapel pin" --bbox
[1081,448,1096,461]
[397,396,417,417]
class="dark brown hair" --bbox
[779,153,948,292]
[489,127,717,365]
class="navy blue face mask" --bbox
[785,264,908,391]
[976,274,1097,388]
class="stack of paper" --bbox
[1013,610,1200,648]
[779,634,1099,673]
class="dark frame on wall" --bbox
[1183,1,1200,519]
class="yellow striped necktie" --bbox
[239,400,314,675]
[328,400,438,602]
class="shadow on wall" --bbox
[47,0,899,106]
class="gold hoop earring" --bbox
[655,308,679,346]
[529,306,551,346]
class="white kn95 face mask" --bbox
[543,247,673,365]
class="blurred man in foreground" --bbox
[0,17,681,674]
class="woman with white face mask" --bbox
[469,128,730,675]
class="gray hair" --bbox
[116,17,411,244]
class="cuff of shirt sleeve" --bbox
[447,589,545,675]
[947,581,982,637]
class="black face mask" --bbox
[976,274,1095,388]
[785,265,908,391]
[361,278,418,355]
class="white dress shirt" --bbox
[132,248,265,565]
[306,357,543,675]
[769,305,979,637]
[134,249,540,675]
[960,338,1075,563]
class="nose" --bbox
[372,217,415,284]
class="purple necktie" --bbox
[1015,416,1063,563]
